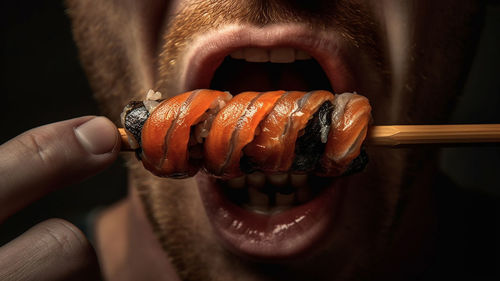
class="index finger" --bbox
[0,116,120,222]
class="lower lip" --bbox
[196,173,344,260]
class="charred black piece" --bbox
[292,101,334,172]
[123,101,149,146]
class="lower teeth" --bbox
[219,172,331,214]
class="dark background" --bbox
[0,0,499,274]
[0,1,127,243]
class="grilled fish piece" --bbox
[204,91,284,178]
[139,89,231,178]
[319,93,372,176]
[244,90,335,173]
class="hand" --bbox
[0,116,120,280]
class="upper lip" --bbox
[179,23,356,94]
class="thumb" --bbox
[0,116,120,222]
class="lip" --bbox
[178,23,356,94]
[196,173,344,260]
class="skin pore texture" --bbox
[66,0,484,280]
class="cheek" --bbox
[335,148,404,245]
[141,174,219,242]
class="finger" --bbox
[0,116,120,222]
[0,219,101,281]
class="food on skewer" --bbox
[319,93,372,176]
[204,91,284,178]
[121,89,372,179]
[243,91,335,174]
[122,89,232,178]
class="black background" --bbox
[0,1,127,244]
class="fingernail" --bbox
[74,117,118,155]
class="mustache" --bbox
[156,0,385,94]
[164,0,377,28]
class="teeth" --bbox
[229,48,313,63]
[247,171,266,189]
[275,192,294,206]
[291,174,311,204]
[244,48,269,62]
[227,176,245,189]
[223,172,317,212]
[291,174,308,188]
[295,184,312,204]
[248,186,269,207]
[270,48,295,63]
[267,173,289,188]
[230,49,244,59]
[295,49,312,60]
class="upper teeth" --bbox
[230,48,312,63]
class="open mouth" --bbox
[210,48,333,93]
[180,24,359,260]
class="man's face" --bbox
[68,0,483,280]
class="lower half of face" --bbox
[131,147,441,280]
[68,0,483,280]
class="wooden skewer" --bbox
[366,124,500,146]
[119,128,134,151]
[118,124,500,151]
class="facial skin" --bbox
[67,0,484,280]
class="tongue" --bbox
[210,57,332,93]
